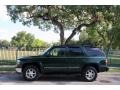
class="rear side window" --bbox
[85,47,105,57]
[68,47,84,57]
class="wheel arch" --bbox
[82,63,99,73]
[22,62,42,73]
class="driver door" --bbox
[43,47,68,73]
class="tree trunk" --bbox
[65,14,98,45]
[65,22,96,45]
[51,17,64,45]
[60,28,64,45]
[30,14,65,45]
[65,28,78,45]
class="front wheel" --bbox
[81,67,97,82]
[23,65,40,81]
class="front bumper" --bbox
[99,66,109,72]
[16,68,22,73]
[16,60,22,73]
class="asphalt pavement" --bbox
[0,72,120,85]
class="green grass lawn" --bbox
[0,67,15,71]
[109,68,120,72]
[108,58,120,67]
[0,60,16,65]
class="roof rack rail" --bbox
[53,44,97,48]
[81,44,96,47]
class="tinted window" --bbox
[68,47,84,57]
[48,47,66,57]
[85,47,105,56]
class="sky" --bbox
[0,5,79,43]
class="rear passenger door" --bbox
[66,47,85,73]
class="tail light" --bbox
[105,59,109,65]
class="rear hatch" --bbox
[84,47,108,66]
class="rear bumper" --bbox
[99,66,109,72]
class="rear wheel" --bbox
[81,66,97,82]
[23,65,40,81]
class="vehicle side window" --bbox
[48,47,66,57]
[85,48,105,56]
[68,48,84,57]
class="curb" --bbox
[0,71,15,74]
[0,65,15,67]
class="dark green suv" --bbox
[16,45,109,81]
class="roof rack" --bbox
[53,44,96,48]
[82,44,94,47]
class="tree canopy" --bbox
[11,31,35,48]
[6,5,99,45]
[0,40,10,48]
[31,39,48,48]
[6,5,120,51]
[11,31,48,49]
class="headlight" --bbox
[16,59,21,64]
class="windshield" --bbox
[39,47,51,55]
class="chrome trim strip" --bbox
[44,67,80,69]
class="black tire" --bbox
[23,65,40,81]
[81,66,97,82]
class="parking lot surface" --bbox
[0,72,120,85]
